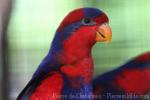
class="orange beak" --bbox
[96,23,112,43]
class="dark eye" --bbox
[81,18,95,25]
[83,18,91,23]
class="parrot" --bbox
[17,8,150,100]
[17,7,112,100]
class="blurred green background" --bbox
[5,0,150,99]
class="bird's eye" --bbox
[81,18,95,25]
[83,18,91,24]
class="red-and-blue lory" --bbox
[17,8,150,100]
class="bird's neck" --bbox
[57,33,95,88]
[59,43,94,89]
[61,56,94,86]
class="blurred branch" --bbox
[0,0,13,100]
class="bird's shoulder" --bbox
[30,72,64,100]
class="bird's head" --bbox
[57,7,112,45]
[50,7,112,64]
